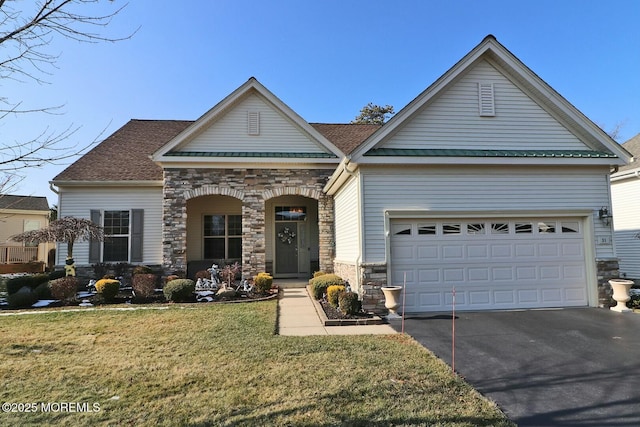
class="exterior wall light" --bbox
[599,207,612,226]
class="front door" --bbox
[275,222,299,276]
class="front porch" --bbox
[161,168,335,280]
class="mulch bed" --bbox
[319,300,377,320]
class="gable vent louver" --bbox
[247,111,260,135]
[478,82,495,117]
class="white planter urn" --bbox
[609,279,634,313]
[381,286,403,318]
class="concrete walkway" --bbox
[278,287,398,336]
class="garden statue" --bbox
[64,257,76,277]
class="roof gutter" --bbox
[50,180,164,187]
[323,157,358,195]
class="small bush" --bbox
[49,277,79,301]
[92,262,110,279]
[309,274,344,300]
[7,287,38,308]
[132,265,153,275]
[327,285,346,308]
[132,274,157,298]
[48,270,66,280]
[34,282,53,300]
[253,273,273,294]
[164,279,195,302]
[31,274,50,287]
[195,270,211,280]
[6,276,35,295]
[338,291,361,315]
[313,271,327,278]
[95,279,120,301]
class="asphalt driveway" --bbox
[389,308,640,426]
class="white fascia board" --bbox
[358,156,626,166]
[611,167,640,182]
[385,208,594,219]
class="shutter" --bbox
[478,82,495,116]
[247,111,260,135]
[89,210,101,263]
[131,209,144,262]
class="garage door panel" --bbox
[391,217,589,312]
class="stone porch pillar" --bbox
[318,194,335,273]
[162,181,187,275]
[242,193,266,278]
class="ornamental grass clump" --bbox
[326,285,346,308]
[254,273,273,294]
[309,274,344,300]
[95,278,120,302]
[163,279,195,302]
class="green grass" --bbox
[0,302,513,426]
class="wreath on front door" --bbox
[278,227,296,245]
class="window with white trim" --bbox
[103,210,130,262]
[204,215,242,259]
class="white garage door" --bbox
[390,218,588,312]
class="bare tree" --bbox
[0,0,135,191]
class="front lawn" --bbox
[0,301,513,426]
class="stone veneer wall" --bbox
[333,261,357,288]
[162,168,335,278]
[596,258,620,308]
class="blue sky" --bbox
[3,0,639,205]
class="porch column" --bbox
[162,182,187,274]
[242,193,266,278]
[318,194,335,273]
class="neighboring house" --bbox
[51,35,631,312]
[0,195,51,266]
[611,133,640,279]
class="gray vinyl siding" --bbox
[57,186,163,265]
[384,60,587,151]
[334,175,360,262]
[611,177,640,278]
[179,93,328,154]
[361,165,613,262]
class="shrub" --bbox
[48,270,66,280]
[6,276,35,295]
[195,270,211,280]
[92,262,110,279]
[253,273,273,294]
[163,279,195,302]
[132,274,157,298]
[49,277,79,301]
[31,274,50,287]
[221,262,241,287]
[7,287,38,308]
[338,291,361,315]
[326,285,346,308]
[309,274,343,300]
[313,271,327,278]
[95,279,121,301]
[132,265,153,275]
[34,282,53,300]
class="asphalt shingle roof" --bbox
[53,120,193,182]
[52,120,379,182]
[619,133,640,172]
[0,195,49,211]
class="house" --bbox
[0,195,51,270]
[51,35,631,312]
[610,133,640,279]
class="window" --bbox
[467,223,485,235]
[515,223,533,234]
[103,211,130,262]
[204,215,242,259]
[561,222,579,233]
[418,224,436,235]
[443,223,461,235]
[392,223,412,236]
[23,220,41,247]
[491,223,509,234]
[538,222,556,234]
[275,206,307,221]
